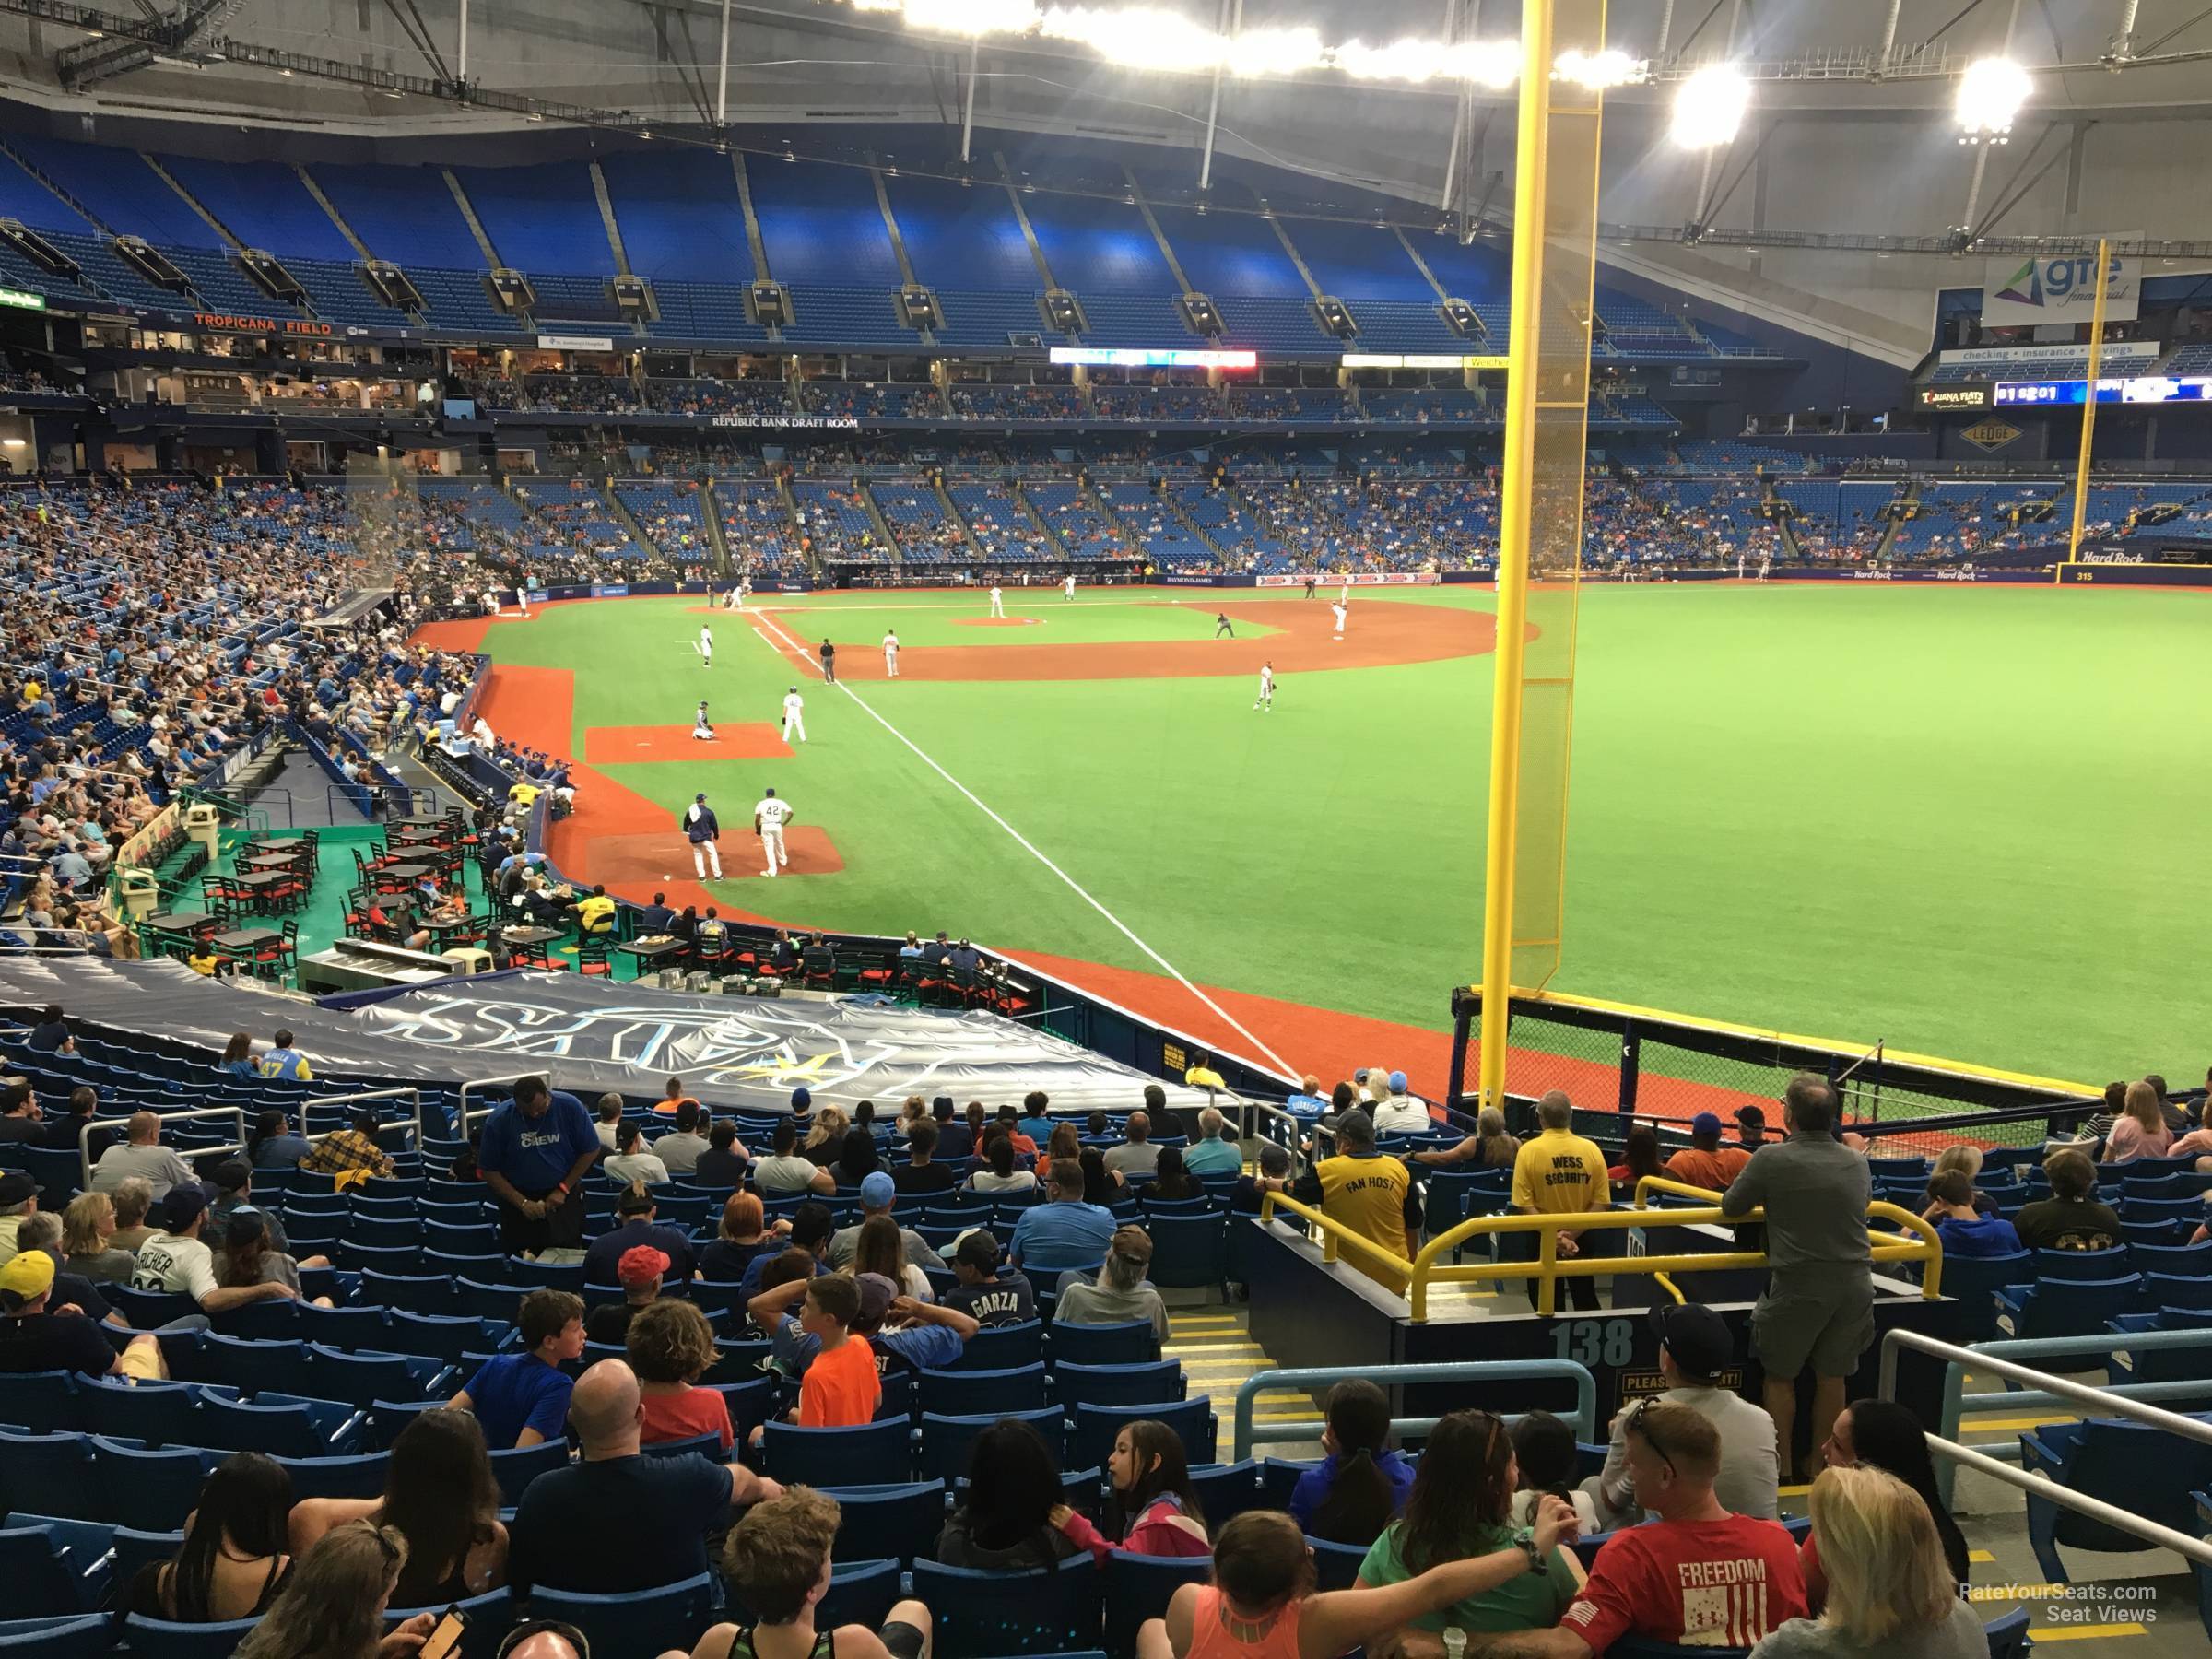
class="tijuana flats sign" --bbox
[194,312,335,337]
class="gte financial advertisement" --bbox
[1980,251,2139,327]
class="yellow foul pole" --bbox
[2065,239,2112,566]
[1477,0,1606,1107]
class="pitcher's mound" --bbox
[954,616,1044,628]
[585,724,793,763]
[584,825,845,886]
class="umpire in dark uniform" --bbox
[819,639,837,683]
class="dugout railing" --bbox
[1446,984,2104,1151]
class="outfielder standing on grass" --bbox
[1254,662,1275,712]
[782,685,807,745]
[699,622,713,667]
[756,787,794,877]
[686,793,722,879]
[883,629,900,677]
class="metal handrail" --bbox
[81,1106,247,1190]
[457,1071,548,1132]
[1876,1327,2212,1574]
[297,1086,426,1147]
[1880,1326,2212,1506]
[1403,1177,1944,1321]
[1258,1190,1415,1288]
[1231,1360,1598,1460]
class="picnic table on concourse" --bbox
[500,925,565,949]
[145,910,214,935]
[211,927,282,955]
[618,936,687,969]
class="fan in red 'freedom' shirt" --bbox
[1430,1401,1806,1659]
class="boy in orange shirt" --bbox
[795,1273,879,1428]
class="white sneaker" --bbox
[762,868,775,877]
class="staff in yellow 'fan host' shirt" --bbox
[1258,1108,1423,1293]
[1508,1089,1613,1312]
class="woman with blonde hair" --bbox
[2102,1080,2174,1163]
[1748,1465,1983,1659]
[801,1105,850,1165]
[897,1094,930,1134]
[233,1519,436,1659]
[62,1190,134,1282]
[1919,1145,1991,1218]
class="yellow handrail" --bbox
[1259,1191,1415,1288]
[1404,1178,1946,1321]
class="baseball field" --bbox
[419,581,2212,1097]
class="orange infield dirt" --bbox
[760,598,1500,682]
[587,825,845,886]
[584,724,792,763]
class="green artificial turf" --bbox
[480,584,2212,1085]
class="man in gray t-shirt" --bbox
[652,1103,710,1176]
[1586,1301,1779,1527]
[1053,1226,1169,1341]
[1101,1110,1161,1184]
[89,1112,196,1201]
[1722,1075,1872,1481]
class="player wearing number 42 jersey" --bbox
[755,788,794,877]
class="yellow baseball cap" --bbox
[0,1248,56,1302]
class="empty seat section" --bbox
[6,135,221,249]
[1023,194,1174,296]
[1288,219,1433,302]
[599,150,756,285]
[453,163,615,276]
[886,174,1037,294]
[1150,206,1307,300]
[159,157,355,263]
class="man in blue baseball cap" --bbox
[1371,1068,1431,1136]
[1666,1112,1752,1192]
[826,1169,945,1272]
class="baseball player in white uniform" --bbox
[699,624,713,667]
[685,793,722,879]
[1331,601,1348,639]
[781,686,806,744]
[989,583,1005,618]
[515,582,531,617]
[755,787,794,877]
[1336,580,1349,605]
[1254,662,1275,712]
[882,629,900,677]
[1063,573,1077,602]
[692,700,715,741]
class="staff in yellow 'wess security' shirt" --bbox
[1509,1090,1612,1311]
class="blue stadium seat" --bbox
[1043,1321,1157,1369]
[2034,1248,2131,1281]
[918,1364,1048,1418]
[1984,1607,2031,1659]
[92,1438,213,1530]
[919,1407,1065,1486]
[0,1373,83,1434]
[1052,1361,1184,1414]
[2021,1417,2212,1583]
[762,1418,912,1488]
[111,1525,185,1592]
[487,1441,571,1506]
[821,1481,947,1564]
[912,1555,1101,1659]
[529,1571,715,1659]
[1258,1457,1316,1512]
[272,1451,389,1500]
[0,1615,113,1657]
[947,1321,1046,1372]
[1102,1548,1213,1654]
[119,1614,257,1657]
[1142,1214,1229,1291]
[2145,1273,2212,1311]
[1931,1252,2030,1342]
[1069,1399,1215,1475]
[77,1379,203,1449]
[0,1525,103,1617]
[385,1587,512,1659]
[1995,1276,2145,1340]
[1307,1533,1368,1592]
[1183,1460,1265,1524]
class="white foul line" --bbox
[745,606,1297,1077]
